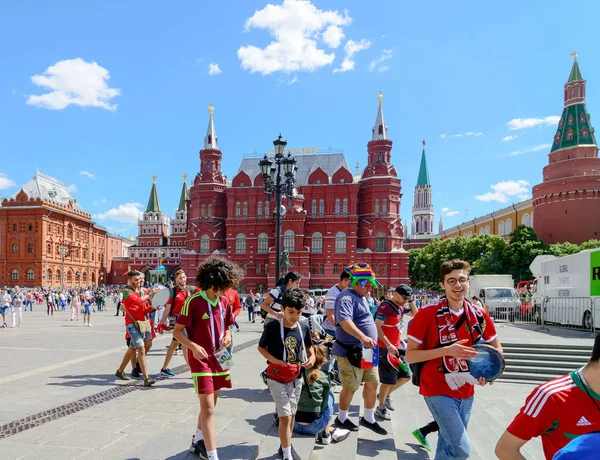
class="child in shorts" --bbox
[173,256,243,460]
[258,288,315,460]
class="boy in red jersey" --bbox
[406,260,502,460]
[173,257,243,460]
[496,334,600,459]
[160,268,199,375]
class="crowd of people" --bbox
[5,256,598,460]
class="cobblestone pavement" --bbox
[0,304,569,459]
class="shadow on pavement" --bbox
[396,442,432,459]
[246,412,277,436]
[48,374,124,387]
[220,442,262,460]
[219,387,274,403]
[358,437,398,457]
[163,450,194,460]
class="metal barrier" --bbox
[595,297,600,332]
[536,296,595,334]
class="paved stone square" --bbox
[0,303,583,459]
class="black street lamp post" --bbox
[259,135,297,281]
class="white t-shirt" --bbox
[1,293,11,307]
[321,284,343,332]
[304,296,316,315]
[266,286,284,319]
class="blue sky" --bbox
[1,0,598,237]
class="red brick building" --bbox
[533,55,600,244]
[180,94,409,292]
[0,172,108,287]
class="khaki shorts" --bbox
[337,356,380,392]
[267,377,303,417]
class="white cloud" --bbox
[369,49,393,72]
[27,58,120,111]
[0,173,16,190]
[441,131,484,139]
[441,207,460,217]
[67,184,77,193]
[93,198,107,206]
[322,25,344,48]
[502,135,517,142]
[500,143,551,158]
[208,63,222,75]
[507,116,560,130]
[93,202,143,223]
[80,170,97,179]
[475,180,530,203]
[288,75,299,84]
[333,38,371,73]
[237,0,352,75]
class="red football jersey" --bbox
[167,285,199,316]
[407,299,497,399]
[176,292,234,374]
[507,371,600,459]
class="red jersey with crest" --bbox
[407,299,497,399]
[167,285,199,316]
[507,370,600,459]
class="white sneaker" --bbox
[375,406,391,420]
[331,427,351,443]
[88,324,93,327]
[318,430,332,445]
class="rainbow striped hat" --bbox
[346,263,382,288]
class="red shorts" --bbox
[192,372,232,394]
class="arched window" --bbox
[67,224,73,238]
[582,127,589,139]
[12,243,18,254]
[200,235,210,254]
[378,153,382,162]
[243,201,248,217]
[375,199,380,217]
[580,113,586,123]
[343,198,348,216]
[378,125,383,135]
[555,134,560,144]
[56,269,61,282]
[423,217,429,234]
[82,272,87,283]
[46,269,52,281]
[208,204,212,218]
[235,202,241,218]
[479,227,485,235]
[382,199,387,217]
[264,201,269,217]
[568,114,573,125]
[521,213,530,227]
[311,232,323,253]
[201,204,206,218]
[498,221,505,236]
[485,225,491,234]
[235,234,246,254]
[257,233,269,253]
[415,217,420,234]
[284,230,295,252]
[67,270,73,283]
[27,243,34,253]
[47,243,52,255]
[319,200,324,217]
[505,218,513,235]
[26,269,34,281]
[335,232,346,253]
[257,201,263,218]
[11,269,19,281]
[12,223,17,232]
[311,200,317,217]
[335,199,340,216]
[567,129,574,141]
[375,232,387,252]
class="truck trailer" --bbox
[468,274,520,321]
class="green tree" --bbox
[507,225,545,282]
[580,239,600,251]
[548,242,580,257]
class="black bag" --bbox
[410,362,425,386]
[337,341,363,368]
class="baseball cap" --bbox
[394,284,412,296]
[347,263,382,288]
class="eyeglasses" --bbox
[445,277,469,286]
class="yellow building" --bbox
[440,199,533,240]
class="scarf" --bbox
[436,298,486,390]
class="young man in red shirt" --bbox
[406,259,501,460]
[115,271,159,387]
[495,334,600,459]
[160,268,199,375]
[374,284,418,421]
[174,257,243,460]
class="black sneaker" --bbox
[359,417,388,435]
[193,439,208,459]
[131,368,141,378]
[334,417,359,432]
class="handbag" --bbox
[337,341,363,368]
[124,309,152,335]
[266,363,301,384]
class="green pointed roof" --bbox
[551,104,596,152]
[568,58,583,82]
[146,177,161,213]
[177,179,187,211]
[416,148,430,186]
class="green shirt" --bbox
[296,370,331,415]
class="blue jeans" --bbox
[294,392,334,436]
[424,395,473,460]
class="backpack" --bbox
[261,286,283,319]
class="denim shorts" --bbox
[83,305,91,315]
[127,323,152,349]
[0,306,8,316]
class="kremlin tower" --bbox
[532,54,600,244]
[412,140,434,236]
